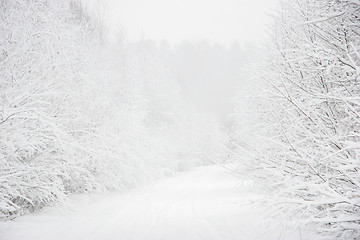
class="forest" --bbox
[0,0,359,239]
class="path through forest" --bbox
[0,165,308,240]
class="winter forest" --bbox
[0,0,359,239]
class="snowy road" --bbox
[0,165,305,240]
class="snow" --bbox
[0,165,308,240]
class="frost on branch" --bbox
[0,0,225,219]
[232,0,360,238]
[0,0,96,218]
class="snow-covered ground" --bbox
[0,165,311,240]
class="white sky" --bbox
[106,0,278,46]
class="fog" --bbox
[106,0,277,46]
[158,40,253,121]
[100,0,278,121]
[2,1,359,239]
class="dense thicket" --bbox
[0,0,225,219]
[232,0,360,238]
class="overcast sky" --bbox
[106,0,278,46]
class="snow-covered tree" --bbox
[232,0,360,238]
[0,0,226,219]
[0,0,100,218]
